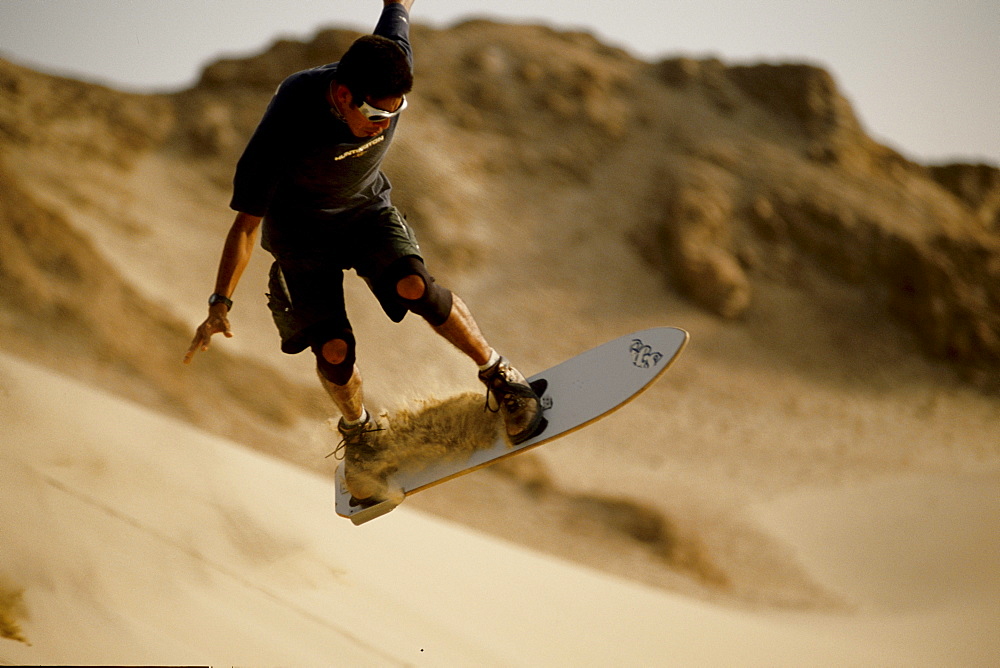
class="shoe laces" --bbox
[481,364,535,415]
[326,421,386,460]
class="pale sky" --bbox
[1,0,997,164]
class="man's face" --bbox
[333,84,405,138]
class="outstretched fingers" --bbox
[182,317,232,364]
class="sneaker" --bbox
[331,415,387,502]
[478,357,545,445]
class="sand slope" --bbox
[2,21,1000,666]
[2,352,998,666]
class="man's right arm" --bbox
[183,211,262,364]
[211,211,262,302]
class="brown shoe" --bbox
[478,357,545,445]
[332,415,387,501]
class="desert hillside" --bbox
[7,352,995,664]
[1,16,998,618]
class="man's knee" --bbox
[322,338,349,365]
[396,274,427,301]
[313,333,356,386]
[398,273,452,326]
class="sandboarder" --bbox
[183,0,543,502]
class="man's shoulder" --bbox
[277,63,338,97]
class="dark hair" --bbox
[337,35,413,103]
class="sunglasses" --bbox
[357,95,407,122]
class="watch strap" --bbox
[209,293,233,310]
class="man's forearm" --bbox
[213,212,261,299]
[384,0,414,12]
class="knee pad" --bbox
[402,278,453,327]
[312,330,356,386]
[387,257,453,326]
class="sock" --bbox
[343,407,369,427]
[478,349,501,371]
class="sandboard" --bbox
[335,326,688,525]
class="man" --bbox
[183,0,543,502]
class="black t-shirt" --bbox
[230,3,412,254]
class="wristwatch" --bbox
[208,293,233,310]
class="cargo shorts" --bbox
[264,206,427,354]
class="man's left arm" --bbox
[384,0,414,11]
[375,0,414,66]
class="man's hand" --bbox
[183,305,233,364]
[184,212,260,365]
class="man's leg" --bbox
[314,333,368,421]
[315,335,387,500]
[396,274,544,444]
[396,274,491,365]
[316,338,365,422]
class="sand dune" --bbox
[2,352,998,665]
[2,20,999,665]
